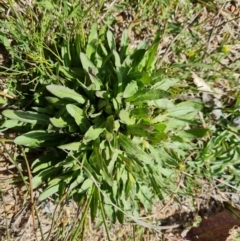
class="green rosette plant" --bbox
[194,128,240,186]
[0,23,207,224]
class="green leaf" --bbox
[126,123,154,137]
[90,186,99,221]
[92,140,104,168]
[130,107,152,119]
[46,85,85,104]
[151,78,178,91]
[86,23,98,59]
[69,171,85,190]
[119,110,135,125]
[119,134,153,165]
[66,104,90,132]
[116,210,124,224]
[140,72,152,85]
[14,130,66,147]
[145,32,160,71]
[45,96,66,108]
[107,29,116,51]
[83,126,105,143]
[31,107,53,115]
[2,110,49,126]
[0,32,12,55]
[154,123,167,132]
[148,132,168,144]
[120,29,129,61]
[113,49,121,67]
[0,96,7,105]
[79,53,102,90]
[166,106,196,117]
[178,128,209,139]
[105,115,114,133]
[50,116,67,128]
[78,179,93,194]
[129,49,147,68]
[0,119,20,131]
[32,166,62,189]
[80,52,99,75]
[126,89,170,102]
[149,99,175,109]
[39,182,60,201]
[31,151,65,173]
[107,150,119,175]
[123,81,138,98]
[58,142,81,150]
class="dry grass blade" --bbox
[158,11,201,67]
[22,148,37,240]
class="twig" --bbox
[44,194,67,241]
[0,164,22,171]
[0,188,10,240]
[22,148,37,240]
[0,91,15,99]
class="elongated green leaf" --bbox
[151,78,178,91]
[120,29,129,61]
[126,89,170,102]
[118,134,153,165]
[166,106,196,117]
[45,97,64,108]
[90,186,99,221]
[86,23,98,59]
[113,49,121,67]
[39,182,60,201]
[123,81,138,98]
[69,171,85,190]
[78,179,93,194]
[46,85,85,104]
[2,110,49,126]
[145,32,160,71]
[32,160,52,174]
[107,149,119,175]
[126,123,154,137]
[129,49,147,69]
[178,128,209,139]
[32,166,62,189]
[107,29,116,51]
[32,151,65,173]
[83,126,105,143]
[58,142,81,150]
[80,52,98,74]
[80,53,102,90]
[14,130,66,147]
[31,107,53,115]
[0,119,20,131]
[149,99,175,109]
[66,104,90,132]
